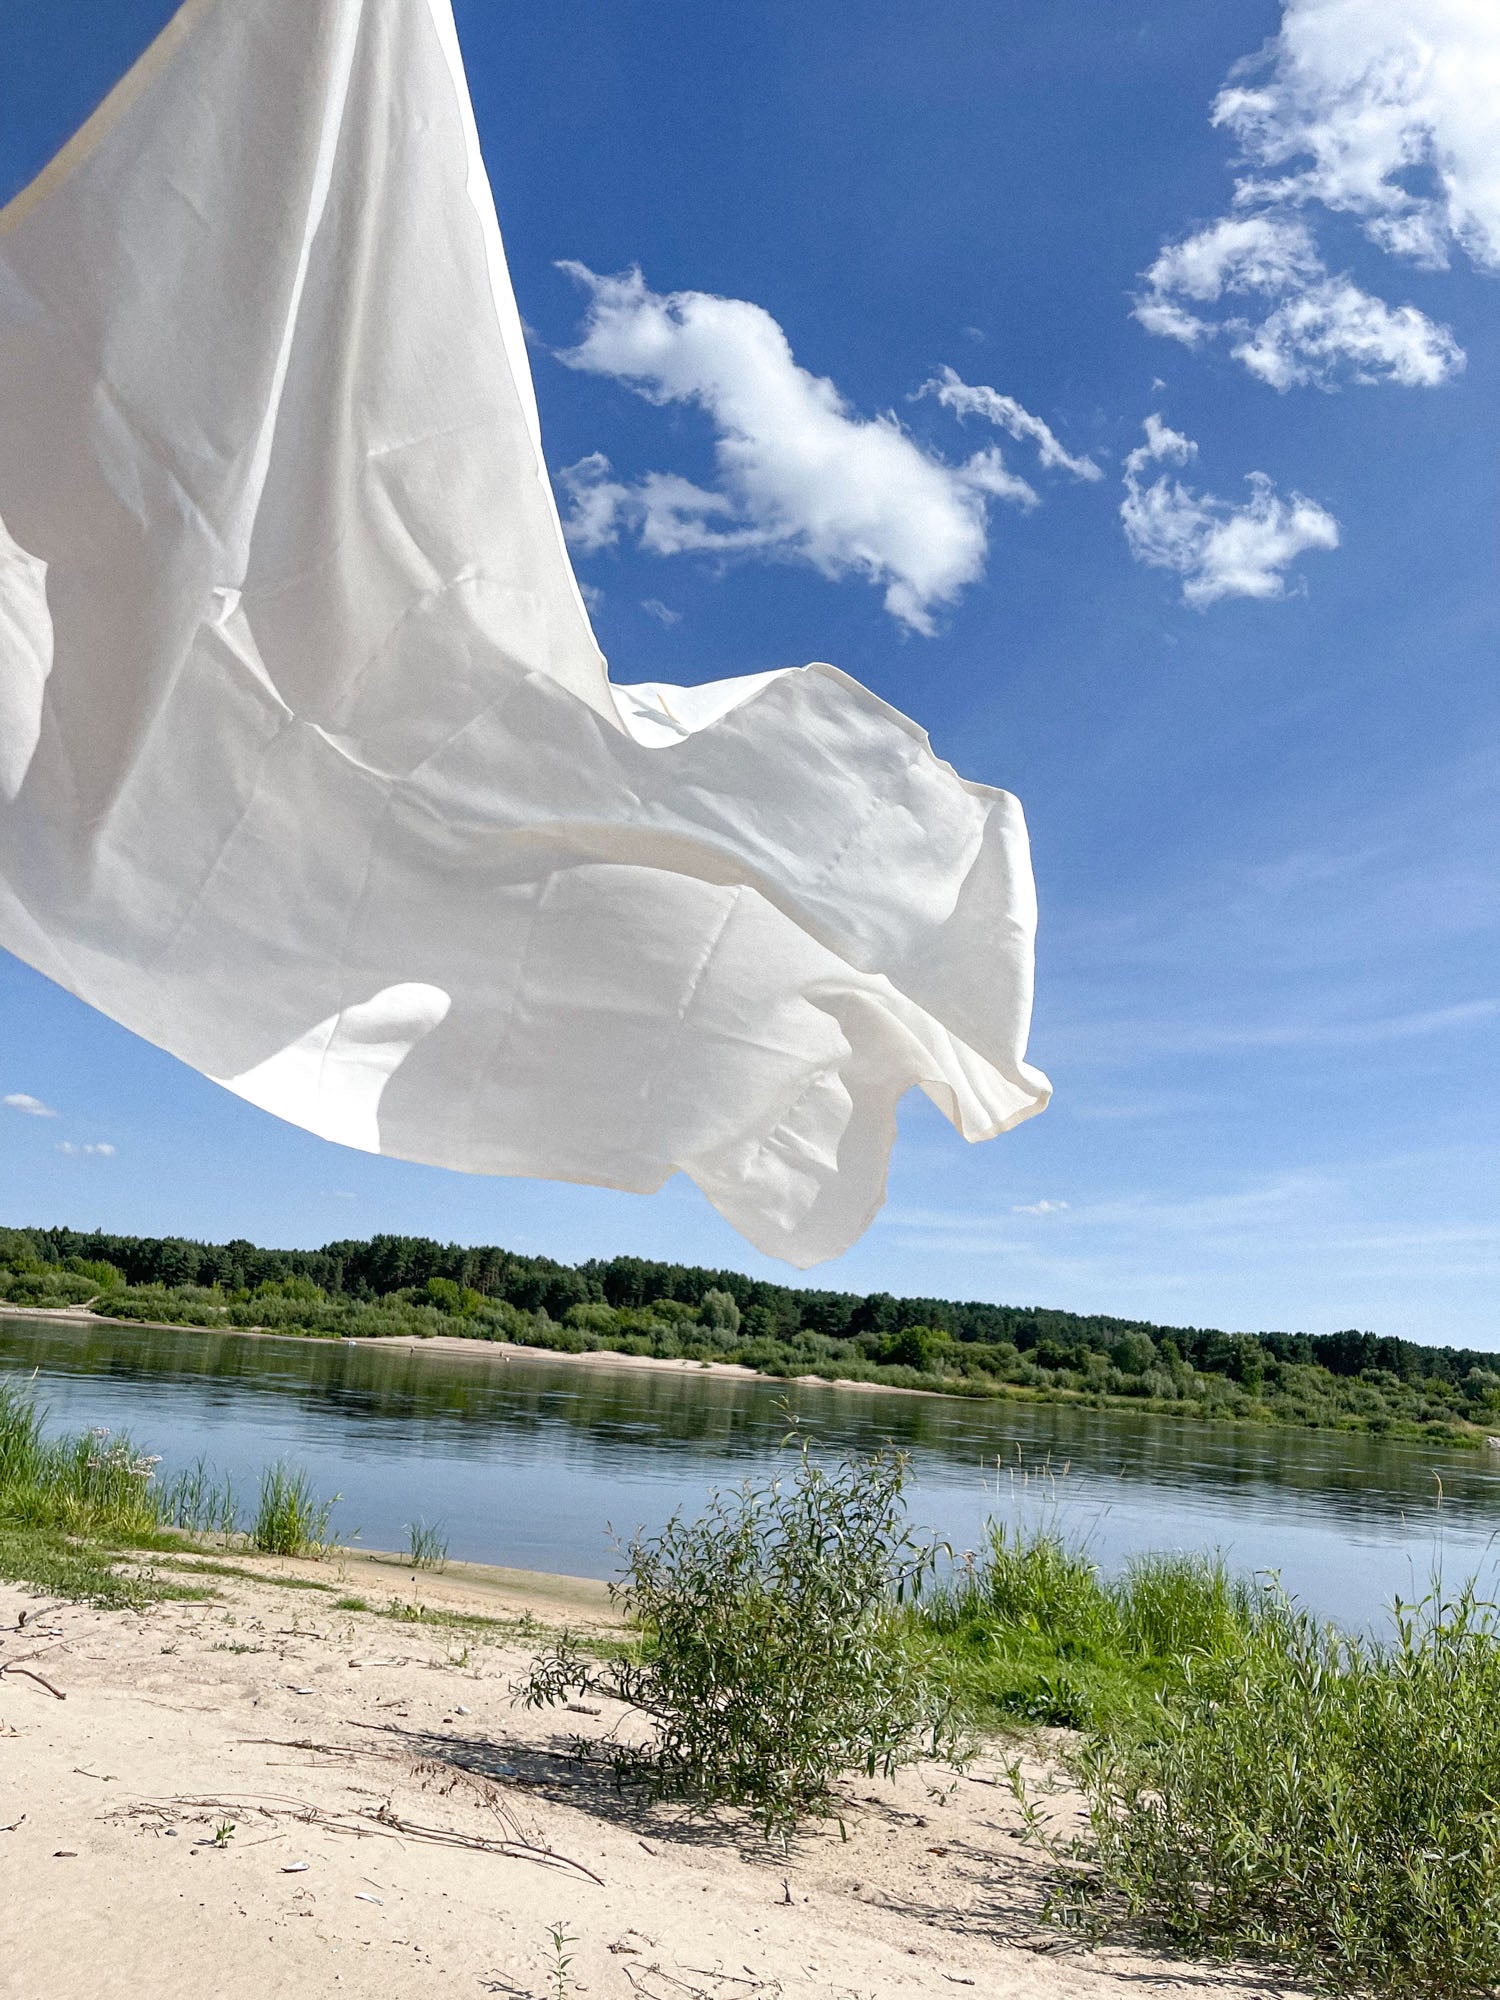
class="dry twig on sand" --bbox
[114,1791,603,1883]
[0,1658,66,1700]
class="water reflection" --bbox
[5,1316,1499,1628]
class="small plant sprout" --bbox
[544,1920,578,2000]
[211,1820,235,1848]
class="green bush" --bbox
[64,1256,125,1292]
[699,1287,741,1336]
[0,1268,101,1307]
[1059,1584,1500,1998]
[521,1445,957,1836]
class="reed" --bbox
[250,1461,338,1557]
[404,1517,449,1569]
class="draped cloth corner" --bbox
[0,0,1049,1265]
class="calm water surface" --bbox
[6,1315,1500,1628]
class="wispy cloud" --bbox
[1012,1199,1070,1216]
[1120,415,1339,605]
[640,597,682,627]
[4,1091,56,1117]
[1049,997,1498,1068]
[881,1148,1500,1336]
[554,264,1043,634]
[886,1173,1340,1267]
[55,1140,115,1157]
[914,366,1102,481]
[1133,0,1493,389]
[1188,998,1500,1053]
[1136,217,1463,390]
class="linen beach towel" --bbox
[0,0,1049,1264]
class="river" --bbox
[6,1313,1500,1629]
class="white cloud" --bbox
[640,597,682,626]
[1135,1,1490,389]
[4,1091,56,1117]
[1215,0,1500,272]
[56,1140,115,1157]
[1013,1199,1071,1215]
[1137,220,1463,390]
[554,264,1041,634]
[914,366,1102,480]
[556,453,633,555]
[1121,415,1340,606]
[1142,214,1324,304]
[1230,277,1465,388]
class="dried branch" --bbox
[121,1793,602,1883]
[0,1661,65,1699]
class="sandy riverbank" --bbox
[0,1553,1299,2000]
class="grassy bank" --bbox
[914,1521,1265,1733]
[0,1380,208,1605]
[904,1521,1500,1997]
[5,1223,1496,1448]
[0,1379,344,1605]
[518,1440,1500,1995]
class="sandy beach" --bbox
[0,1553,1299,2000]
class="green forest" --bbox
[3,1221,1498,1446]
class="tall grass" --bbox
[946,1521,1500,1996]
[0,1377,334,1597]
[0,1380,166,1541]
[919,1521,1260,1730]
[251,1461,337,1557]
[0,1380,196,1603]
[404,1517,449,1569]
[159,1454,240,1540]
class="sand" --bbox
[0,1556,1299,2000]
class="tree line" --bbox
[6,1219,1494,1396]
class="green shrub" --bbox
[64,1257,125,1292]
[521,1444,957,1836]
[1057,1584,1500,1998]
[879,1323,947,1370]
[0,1268,101,1307]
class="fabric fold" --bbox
[0,0,1050,1265]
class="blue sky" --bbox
[1,0,1496,1343]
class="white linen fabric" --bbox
[0,0,1050,1264]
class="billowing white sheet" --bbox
[0,0,1049,1265]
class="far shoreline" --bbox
[2,1298,1492,1449]
[0,1298,937,1399]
